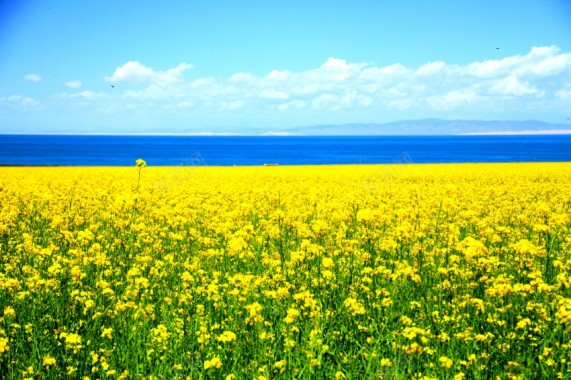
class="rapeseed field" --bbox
[0,162,570,379]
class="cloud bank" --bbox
[4,46,571,132]
[97,46,570,115]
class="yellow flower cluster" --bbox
[0,162,570,378]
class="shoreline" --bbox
[1,161,571,168]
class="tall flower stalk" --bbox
[135,158,146,210]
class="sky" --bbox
[1,0,570,134]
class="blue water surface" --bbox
[0,135,570,166]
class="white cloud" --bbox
[531,54,570,76]
[312,94,338,110]
[0,95,41,107]
[105,61,192,86]
[190,77,217,88]
[305,58,367,83]
[260,89,289,100]
[359,63,410,80]
[427,89,479,110]
[106,61,153,84]
[415,61,447,75]
[65,80,82,89]
[230,72,256,83]
[267,70,290,81]
[69,91,103,100]
[466,46,571,80]
[54,91,106,101]
[24,74,42,82]
[490,75,539,96]
[276,100,306,111]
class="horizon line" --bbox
[2,130,571,137]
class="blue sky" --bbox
[1,0,570,134]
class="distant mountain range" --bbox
[282,119,571,135]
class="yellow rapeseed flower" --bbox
[204,356,222,369]
[0,337,9,355]
[101,327,113,339]
[43,355,56,367]
[380,358,392,367]
[439,356,453,368]
[217,330,237,343]
[3,306,16,318]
